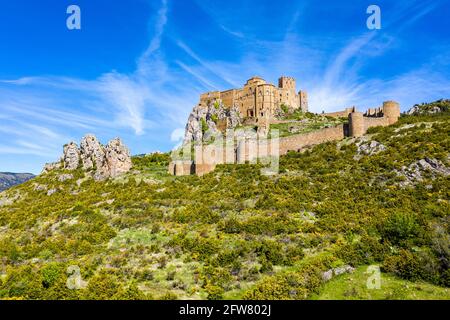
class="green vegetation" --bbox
[270,112,347,138]
[312,266,449,300]
[210,114,219,124]
[0,101,449,300]
[409,99,450,114]
[201,118,209,134]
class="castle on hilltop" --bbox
[169,75,401,177]
[199,76,308,120]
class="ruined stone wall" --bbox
[323,107,355,118]
[278,125,345,155]
[363,117,388,131]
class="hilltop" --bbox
[0,100,448,300]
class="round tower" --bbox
[349,111,365,137]
[383,101,400,125]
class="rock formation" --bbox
[406,99,449,115]
[63,142,81,170]
[105,138,133,178]
[322,265,355,282]
[183,101,242,144]
[43,134,132,180]
[354,139,387,160]
[395,157,450,187]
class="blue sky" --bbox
[0,0,449,174]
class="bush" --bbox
[382,250,423,281]
[381,211,421,245]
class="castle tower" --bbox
[383,101,400,125]
[349,111,365,137]
[299,90,308,112]
[278,76,296,90]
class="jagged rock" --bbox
[47,188,57,196]
[80,135,107,174]
[322,270,333,282]
[42,162,61,174]
[322,265,355,282]
[184,105,207,144]
[395,157,450,187]
[43,134,132,180]
[228,104,242,129]
[58,174,73,182]
[63,142,81,170]
[105,138,132,178]
[33,183,47,191]
[183,101,242,144]
[355,139,386,158]
[406,99,449,115]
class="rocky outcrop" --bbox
[406,99,449,115]
[354,139,386,160]
[43,134,132,180]
[322,265,355,282]
[80,135,106,172]
[105,138,133,178]
[183,102,242,144]
[63,142,81,170]
[395,157,450,187]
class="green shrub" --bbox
[381,211,421,245]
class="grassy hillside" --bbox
[312,266,449,300]
[0,102,449,300]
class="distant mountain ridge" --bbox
[0,172,35,192]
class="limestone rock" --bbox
[47,188,58,196]
[184,105,207,144]
[183,101,242,144]
[33,183,47,191]
[355,139,386,159]
[228,104,242,129]
[80,134,107,173]
[63,142,80,170]
[406,99,449,115]
[42,162,61,174]
[58,174,73,182]
[42,134,132,180]
[105,138,132,178]
[322,265,355,282]
[395,157,450,187]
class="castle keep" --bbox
[199,76,308,119]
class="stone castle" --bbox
[169,76,401,176]
[199,76,308,120]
